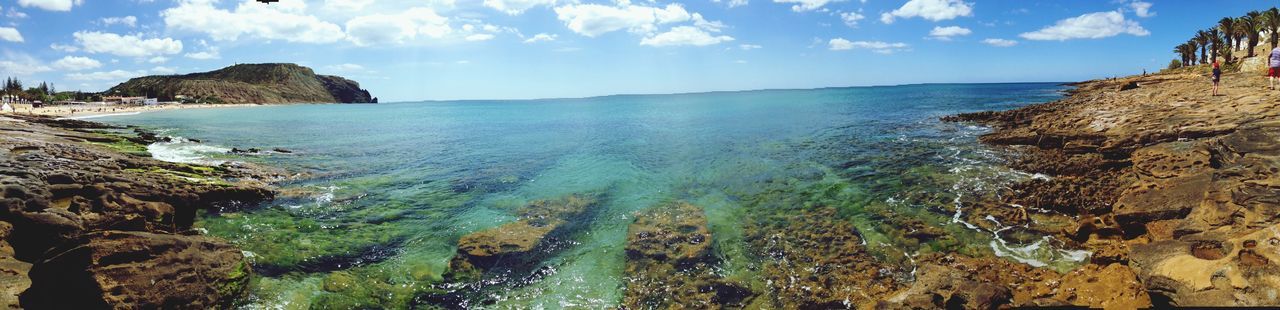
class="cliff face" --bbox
[106,63,376,104]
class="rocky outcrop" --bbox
[20,231,251,309]
[106,63,376,104]
[623,202,753,308]
[0,114,278,308]
[446,194,596,280]
[945,68,1280,306]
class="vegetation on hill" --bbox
[105,63,376,104]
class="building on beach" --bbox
[102,96,154,105]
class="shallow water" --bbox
[100,83,1079,308]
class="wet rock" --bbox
[0,221,30,309]
[746,207,900,308]
[447,194,596,279]
[271,148,292,154]
[622,202,753,309]
[1053,263,1151,309]
[21,230,251,309]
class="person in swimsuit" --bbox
[1213,61,1221,96]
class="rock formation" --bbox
[0,114,278,308]
[622,202,753,309]
[106,63,376,104]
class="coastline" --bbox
[940,67,1280,306]
[6,102,285,119]
[0,113,281,307]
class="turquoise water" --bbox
[99,83,1079,308]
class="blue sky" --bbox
[0,0,1272,101]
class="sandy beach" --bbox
[2,103,277,119]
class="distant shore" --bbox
[5,102,280,119]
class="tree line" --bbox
[2,77,96,103]
[1171,8,1280,69]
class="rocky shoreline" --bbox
[0,114,281,308]
[939,69,1280,307]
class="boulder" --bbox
[622,202,752,308]
[448,195,596,278]
[21,230,251,309]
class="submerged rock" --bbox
[622,202,753,309]
[21,230,251,309]
[447,194,596,280]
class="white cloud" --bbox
[524,33,557,43]
[6,8,27,19]
[1019,11,1149,41]
[465,33,495,41]
[828,38,909,54]
[50,43,78,52]
[1129,1,1154,18]
[713,0,748,8]
[74,31,183,58]
[774,0,836,12]
[17,0,81,12]
[344,7,451,46]
[484,0,557,15]
[982,38,1017,47]
[928,26,971,40]
[0,53,51,76]
[148,56,169,64]
[739,44,762,50]
[184,48,220,60]
[101,16,138,27]
[151,66,177,74]
[553,3,691,37]
[841,11,865,27]
[66,69,147,81]
[0,27,23,42]
[163,0,345,44]
[640,26,734,47]
[324,0,374,11]
[52,56,101,71]
[880,0,973,24]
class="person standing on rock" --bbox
[1213,61,1222,96]
[1270,46,1280,90]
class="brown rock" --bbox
[21,230,251,309]
[1053,263,1151,309]
[622,202,753,309]
[448,194,596,277]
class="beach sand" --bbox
[2,103,275,119]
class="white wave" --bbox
[146,137,231,165]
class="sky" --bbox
[0,0,1273,101]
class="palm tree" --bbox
[1241,11,1263,57]
[1234,17,1249,52]
[1220,17,1236,62]
[1174,44,1188,67]
[1264,8,1280,50]
[1195,30,1211,64]
[1209,28,1223,63]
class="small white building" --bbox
[1,102,13,113]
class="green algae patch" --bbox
[89,136,150,157]
[200,207,405,274]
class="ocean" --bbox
[98,83,1085,308]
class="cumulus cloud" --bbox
[0,27,23,43]
[1019,11,1149,41]
[928,26,971,40]
[1129,1,1154,18]
[184,46,220,60]
[774,0,835,12]
[523,33,557,43]
[148,56,169,64]
[50,43,77,52]
[982,38,1017,47]
[66,70,147,81]
[74,31,183,58]
[52,56,101,71]
[17,0,81,11]
[101,16,138,27]
[0,53,51,76]
[163,0,345,44]
[464,33,495,41]
[828,38,909,54]
[324,0,374,11]
[344,7,451,46]
[712,0,748,8]
[739,44,762,50]
[484,0,557,15]
[640,26,734,47]
[880,0,973,24]
[151,66,177,74]
[841,11,865,27]
[553,3,691,37]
